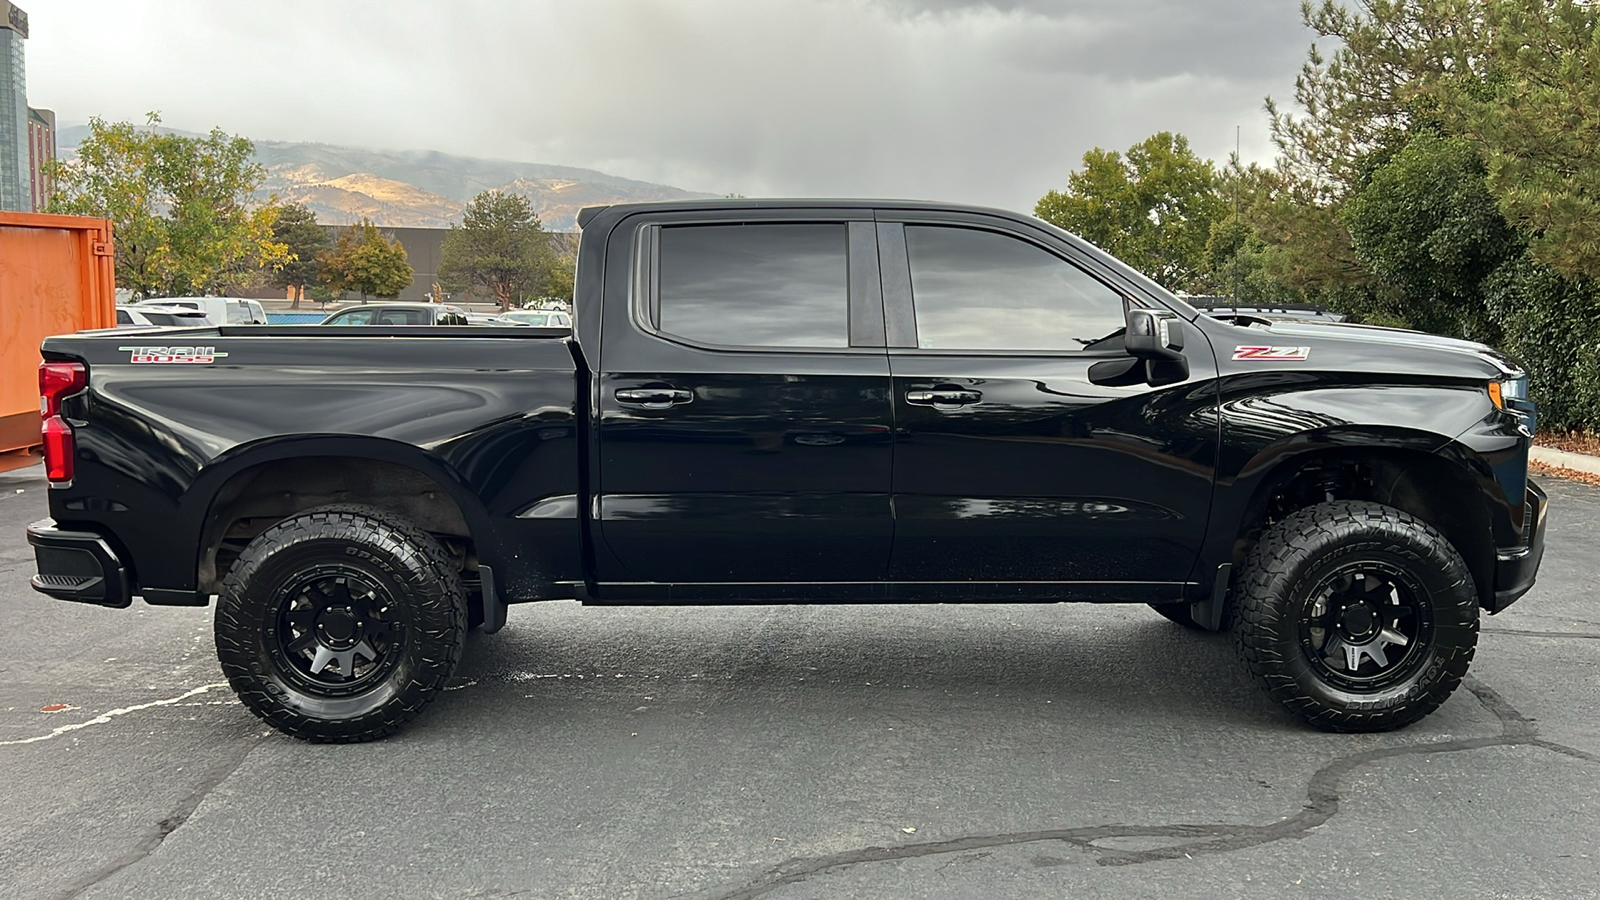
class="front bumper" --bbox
[1489,482,1548,613]
[26,518,131,608]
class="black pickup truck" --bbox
[27,199,1546,741]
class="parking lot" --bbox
[2,464,1597,900]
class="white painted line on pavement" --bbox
[0,683,228,747]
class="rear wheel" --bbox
[215,505,467,742]
[1232,501,1478,732]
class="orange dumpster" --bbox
[0,212,116,473]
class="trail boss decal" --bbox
[1233,345,1310,362]
[118,346,229,364]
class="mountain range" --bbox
[57,125,716,231]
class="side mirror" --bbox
[1125,308,1185,359]
[1090,307,1189,387]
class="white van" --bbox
[139,297,268,325]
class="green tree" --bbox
[1035,132,1227,293]
[1340,131,1520,341]
[268,203,329,308]
[1440,0,1600,279]
[44,113,286,298]
[438,191,559,311]
[320,220,412,301]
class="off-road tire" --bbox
[1232,500,1478,732]
[1148,602,1206,630]
[215,504,467,742]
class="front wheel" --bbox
[215,505,467,742]
[1232,501,1478,732]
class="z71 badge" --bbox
[118,346,229,364]
[1233,345,1310,361]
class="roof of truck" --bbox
[575,198,1039,230]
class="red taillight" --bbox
[39,361,87,485]
[42,415,74,482]
[40,361,87,418]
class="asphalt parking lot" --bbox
[2,465,1597,900]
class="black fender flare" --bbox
[180,435,501,593]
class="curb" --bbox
[1530,446,1600,477]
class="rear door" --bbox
[595,209,894,592]
[879,213,1218,598]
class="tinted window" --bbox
[326,309,375,325]
[657,223,849,348]
[905,225,1126,351]
[378,308,425,325]
[116,309,133,325]
[141,312,181,325]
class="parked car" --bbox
[28,198,1544,742]
[462,312,506,326]
[497,309,572,327]
[138,296,268,325]
[115,305,214,328]
[319,303,471,326]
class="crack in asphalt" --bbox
[48,730,265,900]
[695,676,1597,900]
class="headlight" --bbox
[1489,375,1529,410]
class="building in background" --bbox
[26,103,51,210]
[0,1,29,212]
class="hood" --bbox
[1254,319,1524,377]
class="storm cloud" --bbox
[26,0,1311,211]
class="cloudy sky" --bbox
[23,0,1312,211]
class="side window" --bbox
[327,309,374,325]
[904,225,1126,352]
[655,223,850,348]
[249,301,266,323]
[116,309,133,325]
[378,308,426,325]
[226,301,250,324]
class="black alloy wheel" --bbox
[1298,563,1430,692]
[273,568,403,693]
[216,505,466,742]
[1233,500,1478,732]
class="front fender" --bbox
[1193,375,1509,589]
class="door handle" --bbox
[906,389,982,407]
[615,387,694,409]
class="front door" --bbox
[879,216,1218,598]
[596,213,894,591]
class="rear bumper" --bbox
[26,518,131,608]
[1489,482,1548,613]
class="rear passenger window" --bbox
[328,309,375,325]
[373,308,425,325]
[904,225,1126,352]
[116,310,132,325]
[226,302,250,324]
[655,223,849,348]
